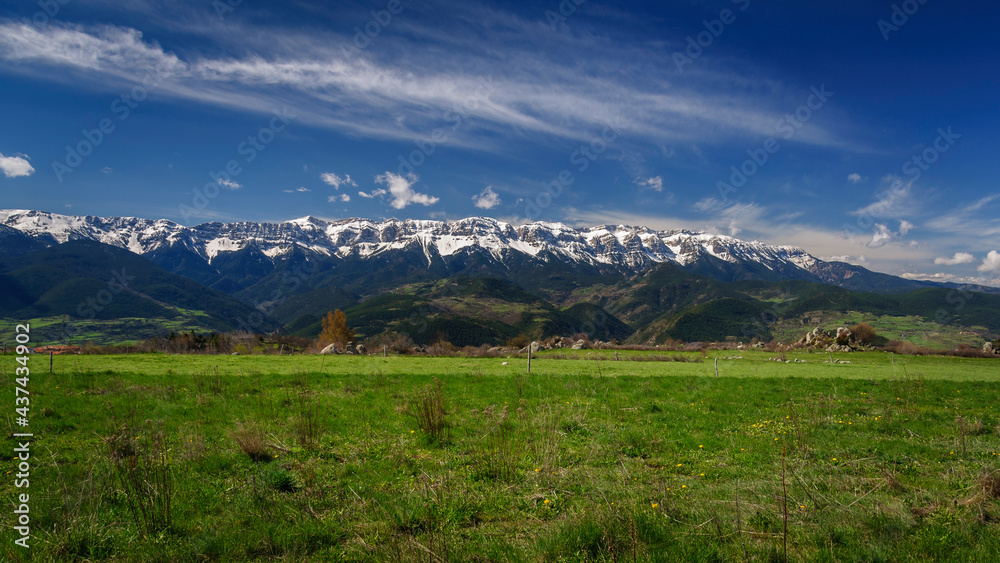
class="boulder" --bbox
[320,343,338,355]
[356,344,367,355]
[984,342,994,354]
[803,327,824,344]
[571,339,587,350]
[518,341,542,354]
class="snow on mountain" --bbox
[0,209,820,275]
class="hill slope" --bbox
[0,240,281,343]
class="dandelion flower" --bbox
[651,503,658,508]
[543,499,549,504]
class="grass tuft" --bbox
[232,419,272,462]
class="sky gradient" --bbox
[1,0,999,285]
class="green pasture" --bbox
[2,351,999,561]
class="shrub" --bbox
[884,340,927,356]
[364,332,416,354]
[851,323,877,346]
[506,334,530,349]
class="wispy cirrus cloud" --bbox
[850,176,914,219]
[0,12,855,153]
[635,176,663,192]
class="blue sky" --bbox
[1,0,999,285]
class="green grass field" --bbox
[3,351,1000,561]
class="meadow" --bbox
[3,350,1000,561]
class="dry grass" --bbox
[107,417,173,537]
[409,378,450,443]
[232,419,272,462]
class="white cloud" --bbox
[358,189,385,199]
[283,187,310,193]
[635,176,664,192]
[847,173,863,183]
[217,178,241,189]
[327,193,350,203]
[934,252,975,266]
[727,219,741,237]
[101,166,113,174]
[899,271,1000,288]
[472,186,501,210]
[822,254,870,266]
[867,224,894,248]
[0,153,35,178]
[978,251,1000,274]
[374,172,438,209]
[899,220,914,236]
[320,172,356,190]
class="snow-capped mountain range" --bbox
[0,209,821,275]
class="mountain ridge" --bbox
[0,209,951,295]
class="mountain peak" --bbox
[0,209,937,292]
